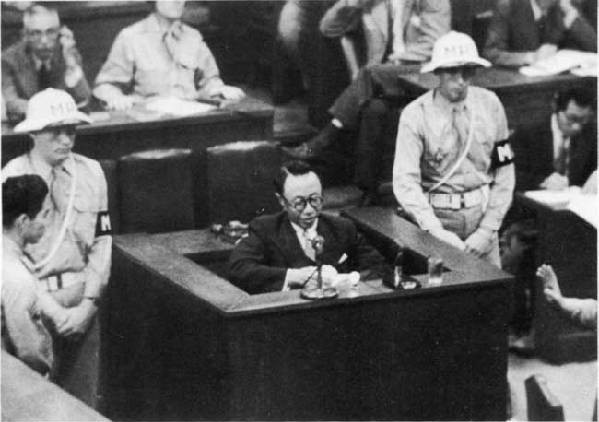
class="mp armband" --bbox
[490,138,514,170]
[95,211,112,236]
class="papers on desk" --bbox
[145,97,218,116]
[525,189,598,228]
[519,50,597,77]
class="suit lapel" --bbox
[16,43,40,98]
[272,216,314,265]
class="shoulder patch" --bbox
[95,211,112,236]
[490,138,514,170]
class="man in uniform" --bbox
[2,4,90,120]
[93,0,244,111]
[393,31,515,266]
[2,88,111,395]
[229,160,384,294]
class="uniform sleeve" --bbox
[1,55,29,116]
[83,161,112,299]
[566,15,597,52]
[399,0,451,62]
[2,280,53,375]
[562,298,597,330]
[479,95,515,231]
[93,30,135,103]
[194,38,225,97]
[319,0,363,38]
[483,0,535,66]
[228,221,287,294]
[392,104,444,232]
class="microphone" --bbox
[311,235,324,258]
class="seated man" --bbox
[2,174,66,376]
[229,160,385,294]
[284,0,450,196]
[2,3,90,120]
[483,0,597,67]
[93,0,245,111]
[512,88,596,192]
[393,32,515,267]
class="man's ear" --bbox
[14,214,29,234]
[275,193,286,209]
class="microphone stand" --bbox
[300,235,338,300]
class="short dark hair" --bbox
[3,175,49,229]
[555,88,596,112]
[273,160,320,196]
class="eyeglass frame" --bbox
[25,27,60,41]
[283,194,324,212]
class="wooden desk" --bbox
[1,351,109,422]
[516,193,597,363]
[396,67,596,130]
[104,209,512,421]
[1,97,273,165]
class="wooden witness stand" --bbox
[103,206,513,421]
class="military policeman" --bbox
[393,32,515,266]
[2,88,111,342]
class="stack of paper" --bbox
[520,50,597,77]
[145,97,217,117]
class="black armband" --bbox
[490,138,514,170]
[95,211,112,236]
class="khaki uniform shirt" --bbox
[93,13,224,103]
[393,86,515,232]
[2,153,112,299]
[1,236,53,375]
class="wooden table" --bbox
[103,207,513,421]
[396,67,596,131]
[515,193,597,363]
[1,97,273,165]
[1,351,109,422]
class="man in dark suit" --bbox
[512,88,596,193]
[229,160,384,294]
[483,0,596,67]
[2,4,90,120]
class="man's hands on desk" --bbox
[287,265,359,290]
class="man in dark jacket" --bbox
[229,160,384,294]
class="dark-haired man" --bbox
[393,32,515,267]
[229,160,384,294]
[2,174,66,376]
[2,3,90,119]
[512,88,596,192]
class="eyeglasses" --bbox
[25,27,60,41]
[285,194,324,212]
[440,66,477,80]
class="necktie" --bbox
[391,0,406,57]
[39,62,51,90]
[452,106,469,148]
[554,137,570,176]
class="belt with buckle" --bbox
[43,272,85,291]
[428,188,483,210]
